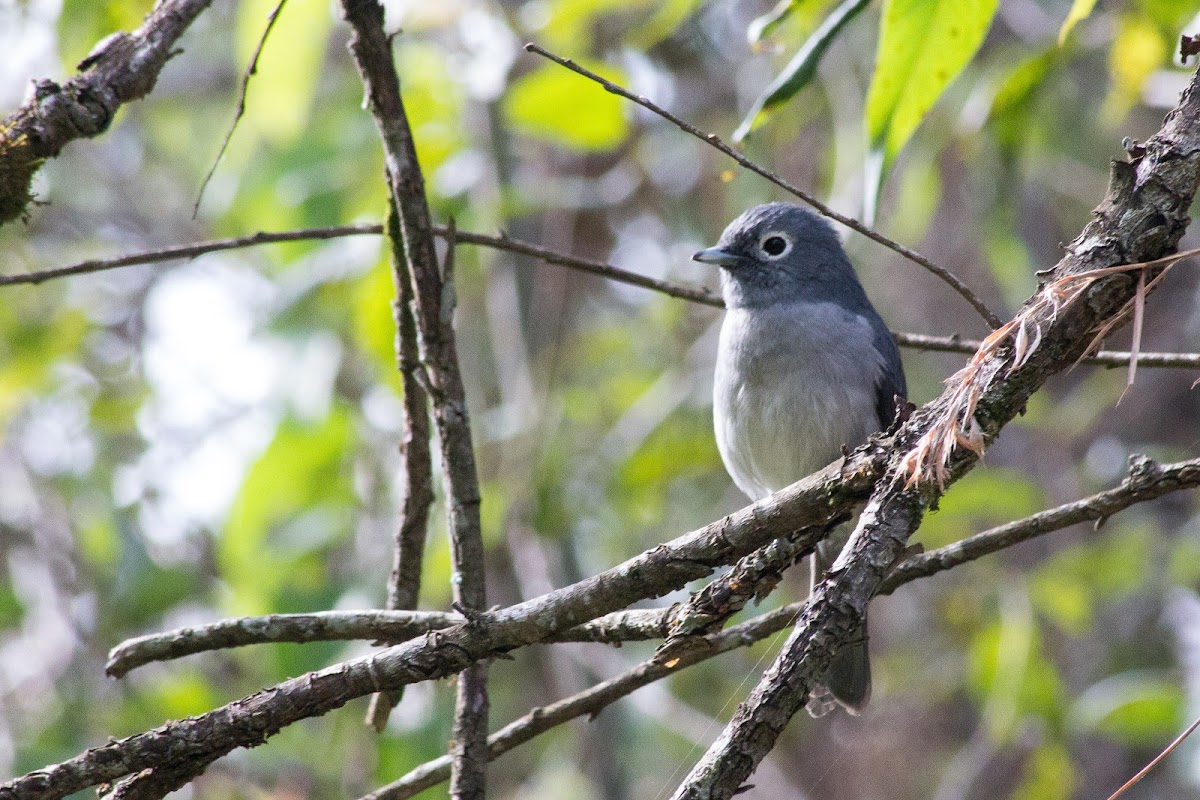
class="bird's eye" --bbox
[761,235,790,258]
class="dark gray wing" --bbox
[870,318,907,430]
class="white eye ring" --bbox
[759,232,792,259]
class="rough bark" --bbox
[0,0,213,226]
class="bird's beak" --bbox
[692,247,743,268]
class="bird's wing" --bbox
[871,320,908,430]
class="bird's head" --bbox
[693,202,865,310]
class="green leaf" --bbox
[220,404,355,613]
[863,0,1000,221]
[1058,0,1098,45]
[1010,743,1078,800]
[503,63,630,153]
[1069,671,1183,746]
[747,0,804,44]
[987,49,1058,153]
[628,0,706,49]
[969,610,1066,739]
[1102,16,1169,123]
[734,0,872,142]
[235,0,333,145]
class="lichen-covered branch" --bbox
[669,61,1200,800]
[0,0,214,227]
[0,460,867,800]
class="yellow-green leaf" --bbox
[220,405,355,613]
[1010,743,1078,800]
[735,0,872,142]
[503,63,630,152]
[235,0,332,145]
[1069,672,1184,746]
[864,0,1000,220]
[1058,0,1098,45]
[1103,16,1168,123]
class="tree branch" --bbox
[524,42,1003,329]
[104,607,681,677]
[103,452,1200,683]
[364,198,437,731]
[0,0,214,227]
[669,59,1200,800]
[362,602,807,800]
[340,3,489,792]
[879,454,1200,594]
[360,453,1200,799]
[0,458,869,800]
[6,225,1195,369]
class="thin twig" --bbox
[524,42,1003,329]
[192,0,288,217]
[340,2,490,793]
[105,609,460,677]
[0,224,381,286]
[366,200,436,731]
[6,226,1197,370]
[361,602,806,800]
[1105,713,1200,800]
[878,455,1200,594]
[654,523,831,664]
[891,331,1200,369]
[361,454,1200,799]
[449,227,722,305]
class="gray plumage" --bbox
[695,202,906,715]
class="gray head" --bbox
[694,202,872,311]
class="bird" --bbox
[694,202,907,716]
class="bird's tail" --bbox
[806,534,871,717]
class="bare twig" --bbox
[524,42,1003,330]
[449,227,722,305]
[653,523,832,664]
[340,2,490,794]
[362,602,806,800]
[106,609,459,678]
[105,607,680,677]
[6,226,1196,370]
[891,331,1200,370]
[879,454,1200,594]
[366,201,437,730]
[0,0,215,227]
[0,224,381,286]
[1105,713,1200,800]
[192,0,288,217]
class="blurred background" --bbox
[2,0,1200,798]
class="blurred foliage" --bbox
[504,62,631,151]
[2,1,1200,799]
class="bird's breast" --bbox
[714,302,885,500]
